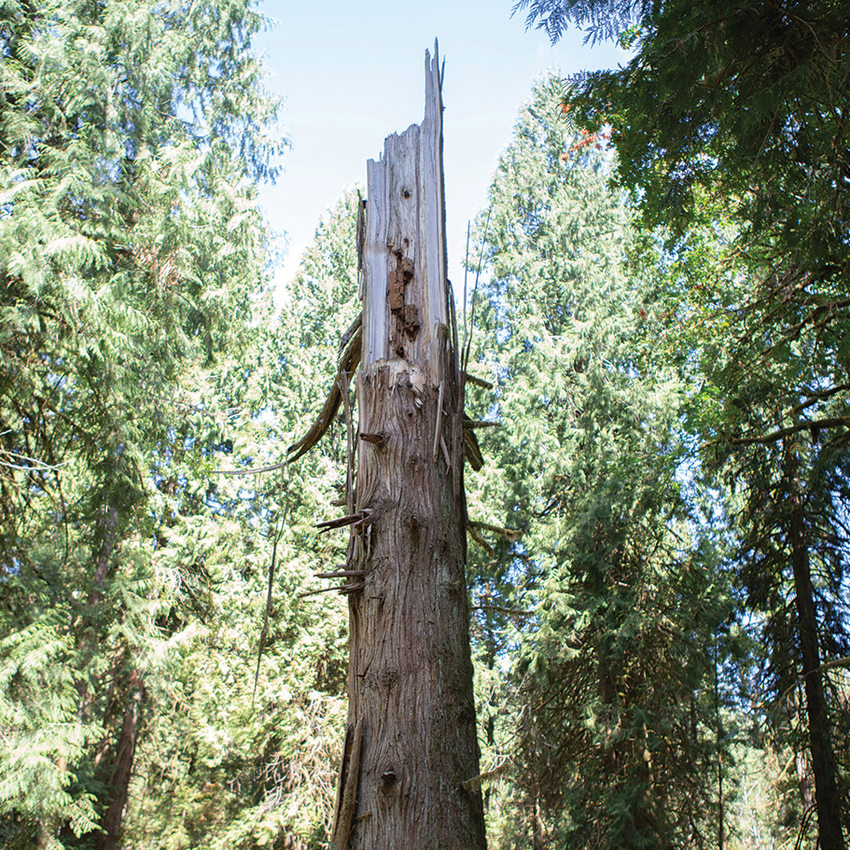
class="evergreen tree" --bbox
[514,0,850,301]
[465,77,729,849]
[0,0,278,845]
[510,2,850,844]
[120,192,361,849]
[637,212,850,848]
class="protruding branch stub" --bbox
[361,42,447,382]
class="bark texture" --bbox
[332,47,486,850]
[785,441,846,850]
[98,671,144,850]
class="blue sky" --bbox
[254,1,628,290]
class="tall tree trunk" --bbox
[713,643,726,850]
[785,439,846,850]
[97,671,144,850]
[88,504,119,607]
[80,502,146,849]
[331,47,486,850]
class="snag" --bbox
[289,44,488,850]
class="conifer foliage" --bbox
[1,0,846,845]
[0,0,278,845]
[510,1,850,845]
[465,78,728,849]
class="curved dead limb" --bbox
[339,309,362,354]
[286,313,362,465]
[212,314,363,477]
[463,426,484,471]
[216,310,494,477]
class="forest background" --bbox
[1,0,848,849]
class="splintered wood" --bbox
[330,44,487,850]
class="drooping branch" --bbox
[298,583,366,598]
[463,419,501,429]
[789,383,850,418]
[781,298,850,344]
[467,519,523,540]
[314,510,372,533]
[212,313,363,477]
[467,524,495,557]
[773,655,850,709]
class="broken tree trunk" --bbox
[331,47,487,850]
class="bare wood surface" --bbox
[335,43,486,850]
[332,719,364,849]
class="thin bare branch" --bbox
[728,415,850,447]
[463,372,493,390]
[468,520,523,540]
[315,511,369,532]
[314,570,366,579]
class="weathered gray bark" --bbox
[331,48,487,850]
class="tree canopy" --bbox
[515,0,849,290]
[1,2,848,848]
[510,2,850,846]
[0,0,282,844]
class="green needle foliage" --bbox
[0,0,279,845]
[120,193,361,849]
[635,203,850,849]
[466,78,730,849]
[2,0,845,844]
[515,0,850,297]
[509,2,850,844]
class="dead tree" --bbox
[290,46,487,850]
